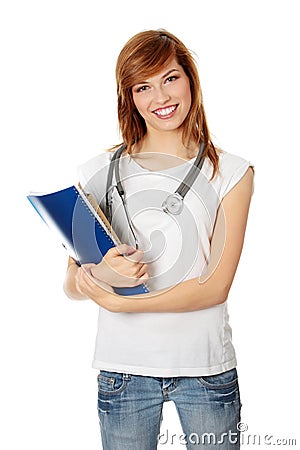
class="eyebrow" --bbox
[134,69,180,86]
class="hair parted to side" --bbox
[114,29,219,178]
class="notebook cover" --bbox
[27,185,149,296]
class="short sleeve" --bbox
[217,152,254,200]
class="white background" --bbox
[1,0,299,448]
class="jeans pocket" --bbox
[197,368,238,390]
[97,370,129,395]
[197,368,240,405]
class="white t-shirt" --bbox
[78,149,252,377]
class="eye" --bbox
[165,75,178,84]
[135,85,150,93]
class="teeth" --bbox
[154,105,177,116]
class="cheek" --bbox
[132,94,147,117]
[181,82,192,109]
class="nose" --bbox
[153,86,171,104]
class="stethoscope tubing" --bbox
[105,142,205,247]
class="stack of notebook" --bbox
[27,185,149,296]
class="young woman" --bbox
[64,30,254,450]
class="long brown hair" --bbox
[113,29,219,178]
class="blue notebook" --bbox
[27,185,149,296]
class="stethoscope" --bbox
[105,142,205,249]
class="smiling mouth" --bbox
[152,104,178,118]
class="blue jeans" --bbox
[97,368,241,449]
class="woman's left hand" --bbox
[75,264,123,312]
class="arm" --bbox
[63,257,90,300]
[76,167,254,312]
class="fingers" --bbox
[134,262,148,277]
[76,266,114,295]
[81,263,96,274]
[111,244,145,263]
[129,263,149,286]
[136,266,149,283]
[75,266,87,294]
[126,249,145,263]
[106,244,146,267]
[113,244,136,256]
[97,244,150,287]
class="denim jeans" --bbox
[97,367,241,449]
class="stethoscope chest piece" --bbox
[162,193,184,215]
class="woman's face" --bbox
[132,58,192,135]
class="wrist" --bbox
[90,264,105,282]
[92,276,114,294]
[96,291,124,313]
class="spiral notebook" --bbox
[27,185,149,296]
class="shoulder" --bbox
[77,150,114,186]
[217,149,251,173]
[212,149,254,199]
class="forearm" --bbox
[110,274,229,313]
[75,252,233,312]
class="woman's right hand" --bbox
[90,244,149,288]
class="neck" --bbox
[134,131,197,160]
